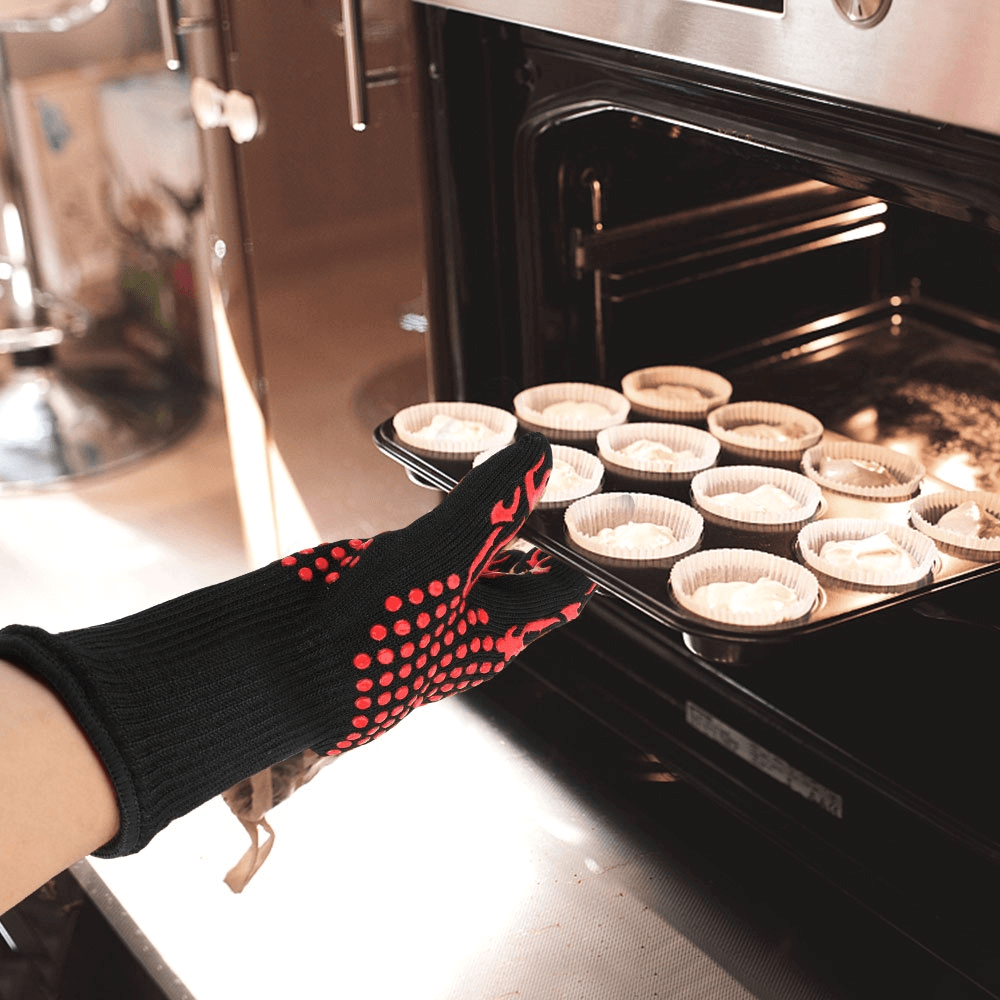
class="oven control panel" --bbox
[417,0,1000,137]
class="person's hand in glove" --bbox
[0,432,594,888]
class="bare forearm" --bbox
[0,658,119,913]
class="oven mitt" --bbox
[0,433,595,858]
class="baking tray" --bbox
[373,304,1000,658]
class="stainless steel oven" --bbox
[371,2,1000,995]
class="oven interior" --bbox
[409,8,1000,992]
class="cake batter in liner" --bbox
[797,518,938,588]
[597,422,719,483]
[707,401,823,462]
[513,382,630,443]
[691,465,823,532]
[393,401,517,459]
[670,548,818,628]
[909,490,1000,561]
[620,365,732,422]
[801,441,924,500]
[565,492,703,565]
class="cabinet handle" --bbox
[155,0,181,70]
[340,0,368,131]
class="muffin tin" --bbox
[376,411,1000,656]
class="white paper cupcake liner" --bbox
[797,518,937,588]
[691,465,823,532]
[596,423,719,482]
[393,402,517,459]
[620,366,733,422]
[475,442,603,508]
[909,490,1000,560]
[513,382,630,443]
[801,441,924,500]
[564,492,703,564]
[670,549,818,629]
[707,401,824,461]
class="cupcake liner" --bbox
[690,465,823,532]
[393,402,517,459]
[513,382,630,443]
[620,365,732,422]
[797,518,937,588]
[596,422,719,483]
[670,548,818,628]
[909,490,1000,561]
[475,442,603,508]
[707,401,824,462]
[802,441,924,500]
[564,492,703,564]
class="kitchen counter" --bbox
[72,696,778,1000]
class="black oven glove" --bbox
[0,433,595,858]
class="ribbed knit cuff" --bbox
[0,564,352,857]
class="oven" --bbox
[373,2,1000,994]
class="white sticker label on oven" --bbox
[685,702,844,819]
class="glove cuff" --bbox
[0,566,348,856]
[0,625,144,856]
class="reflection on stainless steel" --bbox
[0,7,206,489]
[0,361,185,488]
[0,353,202,491]
[0,364,138,482]
[879,379,1000,491]
[0,31,69,352]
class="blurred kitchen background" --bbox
[0,0,434,627]
[0,0,441,995]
